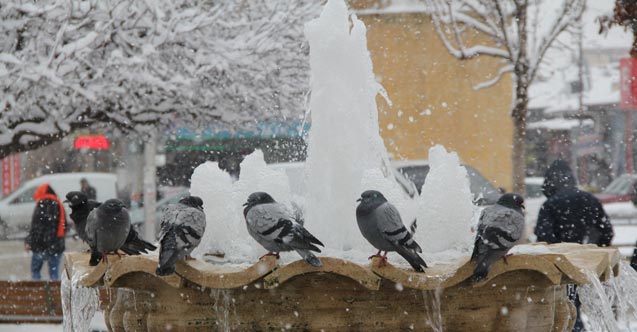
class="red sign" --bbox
[74,135,110,150]
[1,154,21,197]
[620,58,637,109]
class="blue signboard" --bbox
[171,121,310,141]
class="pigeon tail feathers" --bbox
[120,227,157,255]
[471,260,490,282]
[296,249,322,267]
[156,226,181,276]
[394,245,427,272]
[89,249,101,266]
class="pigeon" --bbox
[356,190,428,272]
[65,191,156,258]
[85,199,132,266]
[156,196,206,276]
[65,191,101,243]
[243,192,324,267]
[471,193,525,282]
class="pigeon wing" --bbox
[376,203,422,253]
[479,207,524,251]
[156,205,206,276]
[248,203,322,252]
[376,202,427,271]
[85,209,99,248]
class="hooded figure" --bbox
[535,160,613,332]
[535,159,613,246]
[25,183,67,280]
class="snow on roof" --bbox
[527,118,594,131]
[530,60,622,113]
[353,0,429,15]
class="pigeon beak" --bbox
[356,198,362,202]
[242,202,248,207]
[521,204,526,211]
[63,200,70,203]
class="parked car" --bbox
[391,160,502,206]
[0,173,117,239]
[267,161,418,199]
[595,173,637,204]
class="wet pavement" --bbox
[0,238,88,281]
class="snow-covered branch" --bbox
[426,0,584,86]
[472,64,514,90]
[0,0,320,158]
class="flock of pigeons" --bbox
[64,188,525,282]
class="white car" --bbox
[0,173,117,239]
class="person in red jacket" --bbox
[25,183,66,280]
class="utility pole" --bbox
[143,130,157,240]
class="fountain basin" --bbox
[63,243,620,332]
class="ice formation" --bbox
[190,150,294,263]
[303,0,397,252]
[62,269,99,332]
[416,145,477,259]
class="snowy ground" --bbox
[0,313,107,332]
[0,239,87,280]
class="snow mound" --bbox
[416,145,477,257]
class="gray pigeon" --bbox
[156,196,206,276]
[356,190,428,272]
[243,192,324,267]
[85,199,131,266]
[66,191,156,257]
[471,193,525,282]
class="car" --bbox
[595,173,637,204]
[391,160,502,206]
[267,161,418,199]
[0,173,117,239]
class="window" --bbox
[10,187,37,205]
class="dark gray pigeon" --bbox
[243,192,324,267]
[471,193,525,282]
[66,191,156,258]
[356,190,427,272]
[156,196,206,276]
[85,199,131,266]
[65,191,101,243]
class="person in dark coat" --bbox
[80,178,97,200]
[535,159,614,332]
[25,183,66,280]
[535,159,613,246]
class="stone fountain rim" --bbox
[63,243,621,291]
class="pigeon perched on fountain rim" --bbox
[66,191,156,261]
[470,193,525,282]
[85,198,143,266]
[243,192,324,267]
[156,196,206,276]
[355,190,428,272]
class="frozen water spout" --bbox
[303,0,397,251]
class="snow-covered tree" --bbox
[425,0,585,193]
[0,0,320,158]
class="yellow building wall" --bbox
[356,13,514,190]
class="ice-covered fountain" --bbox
[63,0,624,331]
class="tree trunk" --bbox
[511,2,529,195]
[512,99,528,195]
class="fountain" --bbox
[62,0,625,331]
